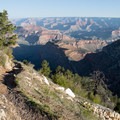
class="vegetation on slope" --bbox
[39,60,120,113]
[14,62,100,120]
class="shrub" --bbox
[88,92,101,104]
[23,60,29,65]
[39,60,51,77]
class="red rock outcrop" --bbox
[57,40,107,61]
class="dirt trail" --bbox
[1,62,57,120]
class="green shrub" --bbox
[39,60,51,77]
[52,74,68,87]
[23,60,29,65]
[88,92,101,104]
[114,98,120,113]
[93,95,101,104]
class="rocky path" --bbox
[0,67,7,94]
[3,62,23,89]
[0,62,57,120]
[0,62,23,120]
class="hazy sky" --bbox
[0,0,120,18]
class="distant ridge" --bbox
[13,17,120,40]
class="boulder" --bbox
[43,76,49,85]
[0,109,6,120]
[65,88,75,98]
[55,86,65,91]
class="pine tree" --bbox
[55,65,65,75]
[0,10,17,47]
[40,60,51,77]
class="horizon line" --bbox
[10,16,120,19]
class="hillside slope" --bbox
[0,58,120,120]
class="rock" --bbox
[104,111,110,118]
[65,88,75,98]
[115,113,120,119]
[80,99,120,120]
[4,54,13,71]
[43,76,49,85]
[0,84,7,94]
[110,112,115,118]
[105,115,109,119]
[0,109,6,120]
[55,87,65,91]
[66,97,73,101]
[25,77,31,80]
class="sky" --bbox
[0,0,120,18]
